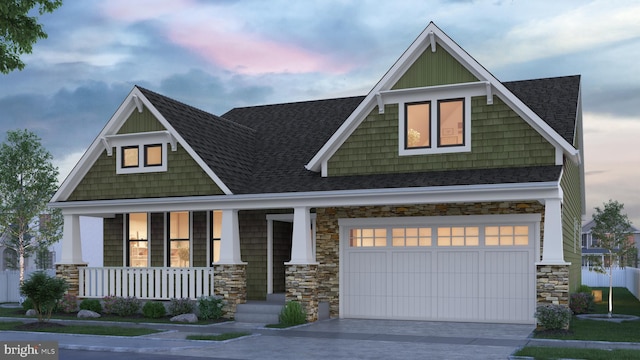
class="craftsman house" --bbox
[51,22,584,324]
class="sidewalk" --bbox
[1,317,639,359]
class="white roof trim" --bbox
[305,22,580,173]
[50,180,561,216]
[51,87,233,202]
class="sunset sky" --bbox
[1,0,639,225]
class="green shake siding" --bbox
[328,97,556,176]
[392,46,478,89]
[117,107,166,134]
[561,132,583,292]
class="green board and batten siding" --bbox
[66,105,223,200]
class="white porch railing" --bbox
[79,267,215,300]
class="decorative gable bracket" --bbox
[102,130,177,156]
[376,81,492,114]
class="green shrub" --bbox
[59,294,78,313]
[576,285,593,294]
[80,298,103,313]
[21,297,34,311]
[102,295,117,314]
[570,292,595,314]
[20,271,68,322]
[142,301,167,318]
[279,301,306,326]
[168,298,194,315]
[111,296,141,316]
[535,304,572,331]
[197,296,224,320]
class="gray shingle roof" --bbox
[137,75,579,195]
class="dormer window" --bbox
[403,97,466,153]
[102,131,176,175]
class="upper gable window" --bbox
[104,131,174,175]
[404,98,465,152]
[122,146,139,168]
[144,144,162,167]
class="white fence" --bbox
[582,266,640,300]
[79,267,215,300]
[0,269,56,303]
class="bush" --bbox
[570,292,595,314]
[142,301,167,318]
[102,295,117,314]
[197,296,225,320]
[111,296,141,317]
[576,285,593,294]
[168,298,194,315]
[59,294,79,313]
[80,298,103,313]
[21,297,34,312]
[20,271,68,322]
[279,301,306,326]
[535,304,572,331]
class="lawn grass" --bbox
[186,332,250,341]
[534,287,640,342]
[0,321,159,336]
[514,346,640,360]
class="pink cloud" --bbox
[101,0,196,22]
[167,22,352,75]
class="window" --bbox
[485,225,528,246]
[122,146,139,168]
[405,102,431,148]
[350,228,387,247]
[211,210,222,265]
[168,211,190,267]
[437,226,479,246]
[392,227,432,246]
[144,144,162,166]
[127,213,148,267]
[438,99,464,146]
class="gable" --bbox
[327,96,556,176]
[67,143,224,201]
[117,107,166,134]
[392,46,478,90]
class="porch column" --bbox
[213,209,247,318]
[56,214,86,296]
[285,207,319,322]
[536,197,570,307]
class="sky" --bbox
[1,0,639,226]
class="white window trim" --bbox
[376,82,489,156]
[102,131,176,174]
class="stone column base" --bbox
[536,264,570,306]
[286,264,318,322]
[214,264,247,319]
[56,263,87,297]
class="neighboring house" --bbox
[0,228,59,273]
[50,22,585,324]
[582,219,640,268]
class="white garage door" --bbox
[341,215,537,324]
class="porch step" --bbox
[234,294,285,324]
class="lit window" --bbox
[122,146,139,168]
[437,226,478,246]
[392,227,432,246]
[169,212,190,267]
[350,228,387,247]
[438,99,464,146]
[405,102,431,148]
[485,225,529,246]
[211,210,222,265]
[128,213,148,267]
[144,144,162,167]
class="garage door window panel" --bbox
[437,226,479,246]
[350,228,387,247]
[392,227,431,247]
[485,225,529,246]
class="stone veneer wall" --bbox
[214,264,247,319]
[315,201,545,318]
[536,265,570,305]
[286,264,319,322]
[56,263,87,297]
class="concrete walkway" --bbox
[1,317,639,359]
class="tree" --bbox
[588,200,634,317]
[0,129,62,283]
[0,0,63,74]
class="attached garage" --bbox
[340,214,539,324]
